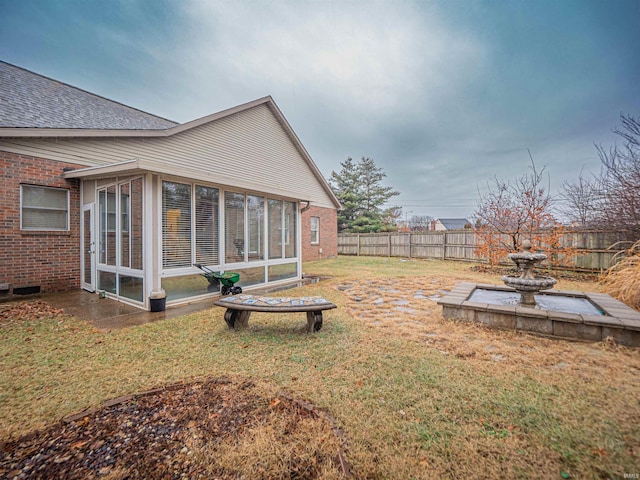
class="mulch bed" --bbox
[0,378,350,480]
[0,300,64,325]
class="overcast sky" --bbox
[1,0,639,220]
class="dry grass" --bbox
[196,389,345,479]
[2,256,640,479]
[601,240,640,309]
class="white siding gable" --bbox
[0,104,336,208]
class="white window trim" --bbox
[20,184,70,231]
[310,216,320,244]
[159,175,301,282]
[161,179,223,271]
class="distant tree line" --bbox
[406,215,433,232]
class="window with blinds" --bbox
[162,181,192,268]
[310,216,320,244]
[161,183,297,270]
[247,195,264,261]
[268,199,283,259]
[20,185,69,231]
[224,192,245,263]
[195,185,219,266]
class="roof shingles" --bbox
[437,218,471,229]
[0,61,177,130]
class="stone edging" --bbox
[438,283,640,347]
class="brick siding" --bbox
[0,149,337,294]
[301,205,337,261]
[0,151,83,293]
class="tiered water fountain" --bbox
[438,240,640,346]
[501,239,556,306]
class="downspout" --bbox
[298,201,311,274]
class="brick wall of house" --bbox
[301,205,337,262]
[0,151,82,293]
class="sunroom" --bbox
[159,178,301,301]
[69,163,305,310]
[1,65,341,304]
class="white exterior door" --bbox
[81,203,96,291]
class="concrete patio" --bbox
[40,290,214,330]
[33,278,317,330]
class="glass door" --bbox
[81,203,95,291]
[96,177,145,304]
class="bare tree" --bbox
[474,155,574,265]
[593,114,640,240]
[475,157,553,250]
[381,206,403,232]
[559,168,602,227]
[408,214,433,232]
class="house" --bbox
[431,218,472,231]
[0,61,340,310]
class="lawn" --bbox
[1,256,639,479]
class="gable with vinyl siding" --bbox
[0,103,336,208]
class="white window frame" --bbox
[310,216,320,244]
[120,192,130,233]
[162,180,194,270]
[246,194,265,261]
[20,185,70,231]
[162,180,222,271]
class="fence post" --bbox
[339,230,621,271]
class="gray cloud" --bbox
[1,0,637,219]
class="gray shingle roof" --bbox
[0,61,178,130]
[437,218,471,229]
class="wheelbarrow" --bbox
[193,264,243,295]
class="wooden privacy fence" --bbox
[337,230,633,272]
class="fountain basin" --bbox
[501,275,557,291]
[469,287,602,315]
[438,282,640,347]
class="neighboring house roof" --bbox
[0,61,340,209]
[0,61,177,130]
[436,218,471,230]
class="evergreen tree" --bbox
[329,156,400,232]
[328,157,363,232]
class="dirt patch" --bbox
[0,378,350,480]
